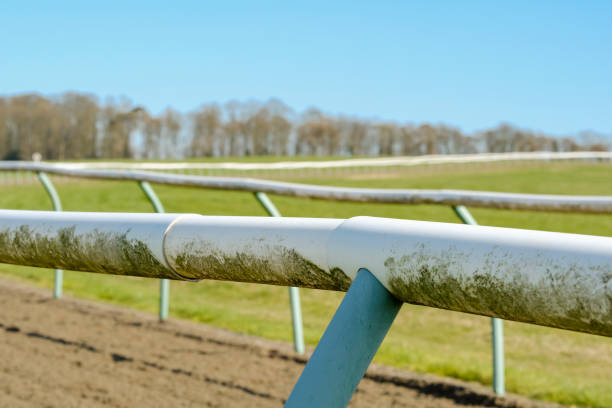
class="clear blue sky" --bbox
[1,1,610,135]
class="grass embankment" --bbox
[0,161,610,407]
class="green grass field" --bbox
[0,161,611,407]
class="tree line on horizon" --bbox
[0,92,608,161]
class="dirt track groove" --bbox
[0,279,563,407]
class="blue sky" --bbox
[1,1,610,135]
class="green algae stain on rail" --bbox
[384,248,612,337]
[0,225,174,279]
[170,241,352,291]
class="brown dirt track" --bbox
[0,279,564,408]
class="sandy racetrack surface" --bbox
[0,279,563,408]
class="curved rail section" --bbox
[2,161,612,213]
[0,210,609,337]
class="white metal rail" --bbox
[2,161,612,213]
[0,210,610,337]
[42,151,612,171]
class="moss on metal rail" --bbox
[385,247,612,337]
[0,225,174,278]
[170,242,352,291]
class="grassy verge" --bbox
[0,161,611,407]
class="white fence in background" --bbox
[2,161,612,213]
[32,151,612,171]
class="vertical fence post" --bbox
[452,205,505,396]
[285,268,402,407]
[491,315,505,394]
[36,172,63,299]
[253,192,305,355]
[138,181,170,322]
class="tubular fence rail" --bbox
[37,151,612,171]
[2,160,612,397]
[0,210,610,407]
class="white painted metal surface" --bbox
[0,210,610,336]
[2,162,612,213]
[164,215,343,284]
[328,216,612,336]
[0,210,186,279]
[26,151,612,170]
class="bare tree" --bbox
[143,114,162,159]
[246,106,271,156]
[161,108,182,159]
[190,104,221,157]
[60,92,99,159]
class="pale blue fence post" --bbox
[452,205,505,395]
[138,181,170,322]
[254,192,305,355]
[285,268,402,407]
[36,172,63,299]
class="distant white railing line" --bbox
[40,151,612,171]
[2,161,612,213]
[0,210,610,337]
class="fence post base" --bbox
[53,269,63,299]
[159,278,170,321]
[285,268,402,407]
[492,317,505,395]
[288,286,305,354]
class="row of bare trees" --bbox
[0,93,608,160]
